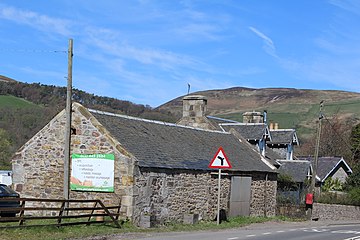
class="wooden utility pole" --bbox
[310,101,324,196]
[64,39,73,202]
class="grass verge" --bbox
[0,216,292,240]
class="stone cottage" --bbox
[12,102,277,225]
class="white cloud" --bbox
[20,66,64,77]
[0,5,72,36]
[174,23,223,41]
[248,26,278,58]
[84,29,204,71]
[329,0,360,15]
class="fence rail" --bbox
[0,197,122,228]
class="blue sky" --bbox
[1,0,360,107]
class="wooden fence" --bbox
[0,198,123,228]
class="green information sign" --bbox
[70,154,115,192]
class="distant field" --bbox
[0,95,40,109]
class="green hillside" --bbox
[217,98,360,139]
[0,95,42,109]
[158,87,360,142]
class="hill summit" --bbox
[157,87,360,138]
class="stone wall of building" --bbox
[250,173,277,217]
[11,103,136,218]
[133,169,229,225]
[313,203,360,221]
[133,169,277,225]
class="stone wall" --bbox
[276,205,307,219]
[12,103,136,218]
[250,173,277,217]
[133,169,277,225]
[10,102,277,224]
[313,203,360,221]
[133,169,228,225]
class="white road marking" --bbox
[342,236,360,240]
[303,228,329,233]
[276,230,285,233]
[246,235,256,237]
[262,232,271,235]
[227,237,239,240]
[332,230,360,234]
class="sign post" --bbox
[209,147,232,225]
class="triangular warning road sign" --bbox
[209,147,232,169]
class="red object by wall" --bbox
[306,193,313,205]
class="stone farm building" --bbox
[12,102,277,225]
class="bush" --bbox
[316,191,360,206]
[347,188,360,205]
[321,178,343,192]
[345,166,360,190]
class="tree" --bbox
[299,113,353,163]
[344,164,360,190]
[350,123,360,165]
[0,128,12,169]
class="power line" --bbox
[0,49,67,53]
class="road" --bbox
[135,221,360,240]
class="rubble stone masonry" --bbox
[134,169,277,225]
[12,103,136,218]
[11,102,277,225]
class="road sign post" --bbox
[209,147,232,225]
[216,168,221,225]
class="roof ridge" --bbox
[219,123,266,126]
[270,129,295,131]
[88,108,230,134]
[277,160,310,162]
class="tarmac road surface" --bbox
[75,220,360,240]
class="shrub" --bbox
[316,191,360,206]
[321,178,343,192]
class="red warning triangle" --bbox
[209,147,232,169]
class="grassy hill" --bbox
[0,95,42,109]
[0,79,177,169]
[157,87,360,139]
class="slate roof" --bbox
[219,123,269,141]
[264,148,283,166]
[297,156,352,182]
[277,160,311,182]
[268,129,298,145]
[90,109,276,173]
